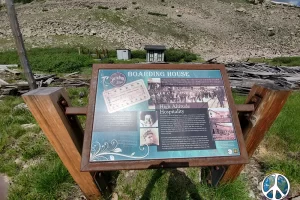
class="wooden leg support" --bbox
[23,87,101,200]
[220,84,291,184]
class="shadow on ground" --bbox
[140,169,203,200]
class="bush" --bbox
[29,54,92,73]
[272,57,300,66]
[14,0,33,4]
[116,7,127,10]
[107,50,117,58]
[131,50,146,59]
[165,48,197,62]
[147,12,167,17]
[98,6,109,9]
[165,48,184,62]
[184,54,196,62]
[0,48,93,73]
[101,58,115,64]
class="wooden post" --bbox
[5,0,37,90]
[220,84,291,183]
[22,87,101,199]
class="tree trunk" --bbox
[5,0,37,90]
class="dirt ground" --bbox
[0,0,299,62]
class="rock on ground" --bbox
[0,0,300,63]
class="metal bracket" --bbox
[207,166,227,186]
[249,95,262,113]
[238,94,262,131]
[57,96,84,152]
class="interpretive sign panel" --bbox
[81,64,248,171]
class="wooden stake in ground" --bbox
[5,0,36,90]
[220,84,291,183]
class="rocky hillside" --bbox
[0,0,299,62]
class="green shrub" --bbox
[147,12,167,17]
[98,5,109,9]
[29,53,92,73]
[115,7,127,10]
[131,50,146,59]
[184,54,196,62]
[272,57,300,66]
[165,48,197,62]
[0,48,93,73]
[14,0,33,4]
[107,50,117,58]
[0,50,19,64]
[101,58,115,64]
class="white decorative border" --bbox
[90,139,149,161]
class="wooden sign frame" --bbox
[81,64,248,172]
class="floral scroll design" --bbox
[90,139,149,161]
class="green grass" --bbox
[261,158,300,184]
[0,96,76,199]
[8,158,75,200]
[115,168,251,200]
[0,48,94,73]
[249,56,300,66]
[1,85,300,199]
[232,91,300,192]
[99,58,145,64]
[232,92,247,104]
[0,47,202,74]
[258,92,300,189]
[266,92,300,152]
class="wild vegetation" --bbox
[0,47,199,72]
[0,48,92,73]
[249,57,300,66]
[1,47,300,198]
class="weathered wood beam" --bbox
[220,84,291,183]
[22,87,101,199]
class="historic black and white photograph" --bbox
[211,122,235,141]
[140,111,158,127]
[208,108,232,123]
[140,128,159,146]
[148,81,228,108]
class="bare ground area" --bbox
[0,0,299,62]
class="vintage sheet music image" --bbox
[103,79,150,113]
